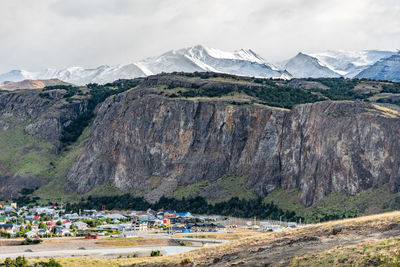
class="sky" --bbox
[0,0,399,73]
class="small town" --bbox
[0,202,298,240]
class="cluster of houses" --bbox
[0,203,227,238]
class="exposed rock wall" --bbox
[66,88,400,205]
[0,90,88,198]
[280,101,400,206]
[66,89,285,198]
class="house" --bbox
[54,226,71,236]
[0,215,7,223]
[177,212,193,219]
[38,229,50,235]
[146,209,156,216]
[46,220,57,227]
[104,214,126,220]
[98,224,119,231]
[0,223,14,231]
[120,231,137,238]
[163,210,176,218]
[162,219,171,227]
[216,225,226,231]
[132,221,147,232]
[73,221,88,229]
[85,234,98,239]
[63,213,80,221]
[25,230,37,238]
[171,226,190,233]
[4,206,15,213]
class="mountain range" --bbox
[0,45,399,86]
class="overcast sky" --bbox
[1,0,399,73]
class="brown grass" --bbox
[18,211,400,266]
[289,237,400,266]
[96,237,169,247]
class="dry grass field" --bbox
[12,211,400,266]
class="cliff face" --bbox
[0,90,87,198]
[66,87,400,206]
[2,75,399,206]
[66,89,285,201]
[0,90,87,143]
[279,101,400,206]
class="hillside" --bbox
[23,211,400,266]
[0,79,68,91]
[1,73,400,222]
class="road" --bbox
[0,246,198,259]
[169,237,228,243]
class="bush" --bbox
[181,258,192,265]
[3,256,28,267]
[33,258,63,267]
[21,238,43,245]
[150,250,161,257]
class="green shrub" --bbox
[33,258,63,267]
[180,258,192,265]
[150,250,161,257]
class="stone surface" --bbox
[66,86,400,205]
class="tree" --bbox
[25,224,32,231]
[39,222,47,230]
[56,220,62,226]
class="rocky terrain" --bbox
[0,88,88,198]
[0,79,68,91]
[1,73,400,214]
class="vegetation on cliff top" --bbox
[59,79,140,146]
[63,194,301,222]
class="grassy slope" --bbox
[0,125,56,179]
[23,211,400,267]
[173,174,257,202]
[290,237,400,266]
[33,125,92,203]
[264,185,400,223]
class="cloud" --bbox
[0,0,399,73]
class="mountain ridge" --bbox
[1,46,398,85]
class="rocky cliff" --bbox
[0,89,87,198]
[1,74,400,207]
[65,82,400,206]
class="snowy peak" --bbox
[283,52,340,78]
[1,46,399,85]
[137,45,287,80]
[309,49,398,77]
[0,45,288,86]
[356,54,400,81]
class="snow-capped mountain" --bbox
[278,50,398,79]
[355,54,400,81]
[309,50,398,77]
[282,53,341,78]
[0,45,289,85]
[1,46,399,85]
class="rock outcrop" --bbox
[66,86,400,206]
[1,74,400,206]
[0,90,88,198]
[66,89,285,198]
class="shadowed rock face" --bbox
[66,89,285,199]
[66,87,400,206]
[280,101,400,206]
[0,90,87,144]
[0,90,88,198]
